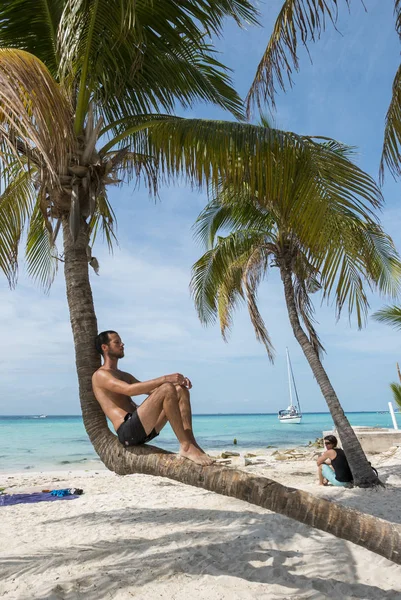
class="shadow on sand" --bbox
[1,498,400,600]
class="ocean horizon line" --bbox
[0,410,392,418]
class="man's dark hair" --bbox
[95,330,118,356]
[324,435,338,448]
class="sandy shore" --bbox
[1,446,401,600]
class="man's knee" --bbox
[158,382,178,397]
[175,384,190,399]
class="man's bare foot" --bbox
[186,432,207,454]
[179,443,215,466]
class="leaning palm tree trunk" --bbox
[61,218,401,563]
[279,260,379,487]
[62,217,167,462]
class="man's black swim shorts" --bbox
[117,411,159,446]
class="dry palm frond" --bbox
[0,164,37,286]
[88,192,118,252]
[106,150,160,197]
[0,49,75,183]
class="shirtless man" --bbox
[92,330,214,466]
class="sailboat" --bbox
[278,348,302,424]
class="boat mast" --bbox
[286,347,293,407]
[287,348,302,415]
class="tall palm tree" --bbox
[191,144,401,487]
[0,0,258,462]
[252,1,401,353]
[2,1,401,560]
[246,0,401,180]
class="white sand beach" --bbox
[1,447,401,600]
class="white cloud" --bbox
[1,3,401,416]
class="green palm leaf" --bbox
[246,0,348,113]
[372,305,401,330]
[191,228,267,324]
[58,0,259,132]
[193,194,275,248]
[25,200,58,291]
[110,117,382,227]
[380,63,401,180]
[0,0,64,75]
[390,382,401,410]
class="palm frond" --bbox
[372,305,401,330]
[395,0,401,38]
[317,219,401,328]
[0,165,36,286]
[58,0,258,129]
[390,381,401,410]
[191,229,266,325]
[380,62,401,180]
[292,251,325,356]
[243,246,275,361]
[88,191,118,252]
[104,150,159,197]
[25,199,58,291]
[216,263,245,339]
[0,0,64,76]
[0,49,75,181]
[192,203,277,359]
[246,0,350,114]
[111,118,382,234]
[193,194,275,248]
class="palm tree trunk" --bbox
[60,218,401,563]
[61,216,116,457]
[278,259,379,487]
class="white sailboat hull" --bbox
[278,414,302,424]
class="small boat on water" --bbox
[278,348,302,424]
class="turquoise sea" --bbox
[0,411,400,473]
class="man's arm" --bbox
[94,370,187,397]
[124,375,140,408]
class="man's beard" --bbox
[109,350,124,359]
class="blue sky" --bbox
[1,0,401,416]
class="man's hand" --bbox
[164,373,192,388]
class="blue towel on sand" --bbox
[0,492,79,506]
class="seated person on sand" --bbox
[92,330,214,466]
[316,435,353,487]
